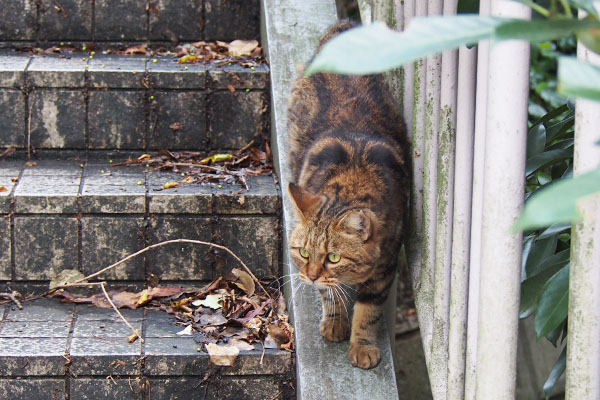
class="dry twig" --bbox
[58,239,271,300]
[100,282,143,343]
[0,291,23,309]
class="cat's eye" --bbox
[299,247,309,259]
[327,252,341,263]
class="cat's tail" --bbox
[316,20,359,52]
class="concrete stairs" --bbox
[0,1,292,399]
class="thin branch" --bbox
[57,239,272,300]
[0,291,23,309]
[100,282,143,343]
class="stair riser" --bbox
[0,57,269,151]
[0,160,281,282]
[0,0,260,43]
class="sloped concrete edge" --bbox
[260,1,399,399]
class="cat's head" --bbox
[288,183,381,288]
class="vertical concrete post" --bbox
[565,41,600,400]
[447,44,477,400]
[475,2,530,399]
[408,0,432,369]
[464,0,491,398]
[430,1,459,399]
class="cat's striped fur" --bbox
[287,21,410,369]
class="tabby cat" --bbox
[287,21,410,369]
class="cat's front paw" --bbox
[320,318,350,342]
[349,342,381,369]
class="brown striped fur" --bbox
[287,21,410,369]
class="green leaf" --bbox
[537,223,570,239]
[307,16,600,76]
[530,247,570,278]
[525,235,557,278]
[534,265,570,339]
[192,294,222,310]
[496,18,600,41]
[526,148,573,177]
[527,124,547,159]
[559,57,600,101]
[520,262,568,318]
[545,318,566,347]
[543,346,567,397]
[529,103,569,131]
[568,0,599,18]
[516,167,600,230]
[545,113,574,143]
[306,17,505,75]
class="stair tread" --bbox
[0,298,293,398]
[1,157,280,215]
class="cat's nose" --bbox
[307,272,319,281]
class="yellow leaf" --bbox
[137,289,149,306]
[227,40,259,57]
[178,55,199,64]
[137,154,151,162]
[163,181,180,189]
[0,186,6,192]
[200,153,232,164]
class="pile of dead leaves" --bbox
[17,39,265,68]
[113,140,272,191]
[53,269,293,366]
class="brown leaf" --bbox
[206,343,239,366]
[231,268,255,296]
[25,161,37,167]
[0,187,6,193]
[226,84,236,94]
[0,146,16,157]
[229,338,255,352]
[123,44,149,55]
[169,122,183,131]
[198,313,228,326]
[227,40,259,57]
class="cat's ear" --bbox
[288,183,324,219]
[337,209,377,242]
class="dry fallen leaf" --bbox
[192,294,222,310]
[227,40,259,57]
[231,268,255,297]
[229,338,255,352]
[49,269,86,289]
[206,343,239,366]
[0,186,7,193]
[25,161,37,167]
[0,146,16,157]
[176,325,194,336]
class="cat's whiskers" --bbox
[333,285,349,323]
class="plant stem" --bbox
[100,282,143,343]
[559,0,573,18]
[55,239,272,300]
[521,0,551,17]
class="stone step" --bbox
[0,156,281,284]
[0,52,269,152]
[0,298,294,399]
[0,0,259,44]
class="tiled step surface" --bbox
[0,298,294,399]
[0,156,281,283]
[0,52,269,151]
[0,0,260,43]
